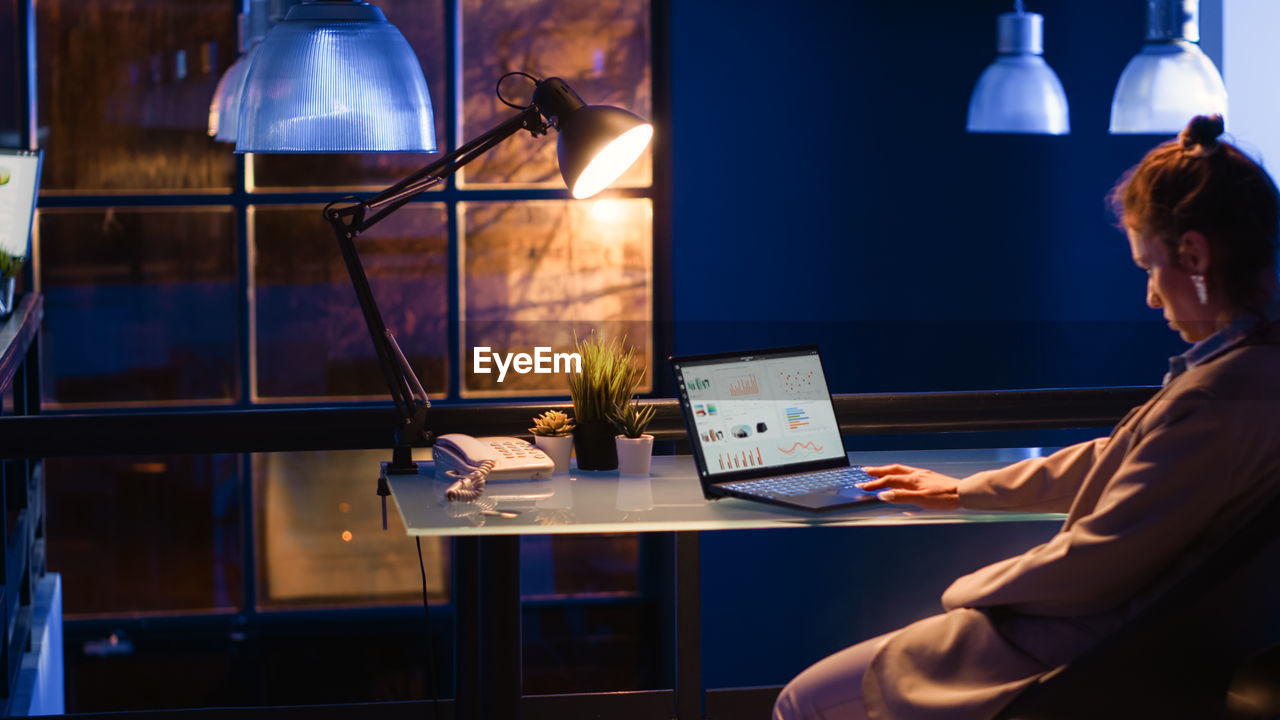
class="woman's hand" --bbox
[859,464,962,510]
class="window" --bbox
[32,0,661,709]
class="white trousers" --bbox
[772,632,894,720]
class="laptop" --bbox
[0,148,42,261]
[670,345,881,512]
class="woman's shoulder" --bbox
[1247,317,1280,347]
[1176,340,1280,405]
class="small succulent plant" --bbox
[610,396,656,439]
[529,409,575,437]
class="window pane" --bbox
[46,454,242,617]
[461,199,652,397]
[254,450,448,609]
[460,0,651,188]
[521,534,639,599]
[38,207,239,407]
[249,0,448,191]
[36,0,235,192]
[252,204,447,401]
[0,0,23,146]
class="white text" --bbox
[472,346,583,382]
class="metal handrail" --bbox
[0,386,1158,459]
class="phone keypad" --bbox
[490,439,544,460]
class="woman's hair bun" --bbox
[1180,114,1225,153]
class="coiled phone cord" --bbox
[444,458,495,502]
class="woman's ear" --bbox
[1176,230,1211,273]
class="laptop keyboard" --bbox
[722,466,875,498]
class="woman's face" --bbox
[1126,226,1220,343]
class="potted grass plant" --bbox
[529,409,575,474]
[567,333,642,471]
[611,394,656,475]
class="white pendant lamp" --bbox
[1110,0,1227,134]
[967,1,1070,135]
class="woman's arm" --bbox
[862,437,1109,513]
[941,389,1248,616]
[957,437,1109,513]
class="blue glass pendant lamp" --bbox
[1110,0,1227,134]
[236,0,436,152]
[209,50,253,142]
[208,12,250,141]
[209,1,272,143]
[967,0,1070,135]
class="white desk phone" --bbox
[433,434,555,501]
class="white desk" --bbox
[384,448,1065,720]
[387,448,1064,536]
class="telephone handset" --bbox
[433,434,555,482]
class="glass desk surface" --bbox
[386,447,1067,536]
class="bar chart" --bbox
[716,446,764,470]
[785,406,810,430]
[727,373,760,397]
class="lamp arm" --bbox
[322,104,548,471]
[326,215,426,470]
[354,105,545,231]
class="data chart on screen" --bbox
[676,349,844,476]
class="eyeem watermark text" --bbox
[473,346,583,382]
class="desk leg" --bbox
[676,530,701,720]
[454,535,522,720]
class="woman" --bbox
[773,114,1280,720]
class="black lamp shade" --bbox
[532,77,652,199]
[557,104,653,199]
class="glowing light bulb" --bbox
[571,124,653,199]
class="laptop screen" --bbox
[0,149,42,261]
[671,346,848,481]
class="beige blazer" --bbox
[862,323,1280,719]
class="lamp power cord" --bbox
[496,71,539,110]
[415,537,442,720]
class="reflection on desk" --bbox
[386,448,1066,536]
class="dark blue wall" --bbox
[670,0,1191,691]
[670,0,1187,394]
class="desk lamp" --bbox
[233,1,654,475]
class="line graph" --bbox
[778,441,824,454]
[777,440,824,460]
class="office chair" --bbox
[994,486,1280,720]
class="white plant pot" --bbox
[615,474,654,511]
[615,434,654,475]
[533,434,574,474]
[0,276,14,320]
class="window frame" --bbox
[24,0,672,627]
